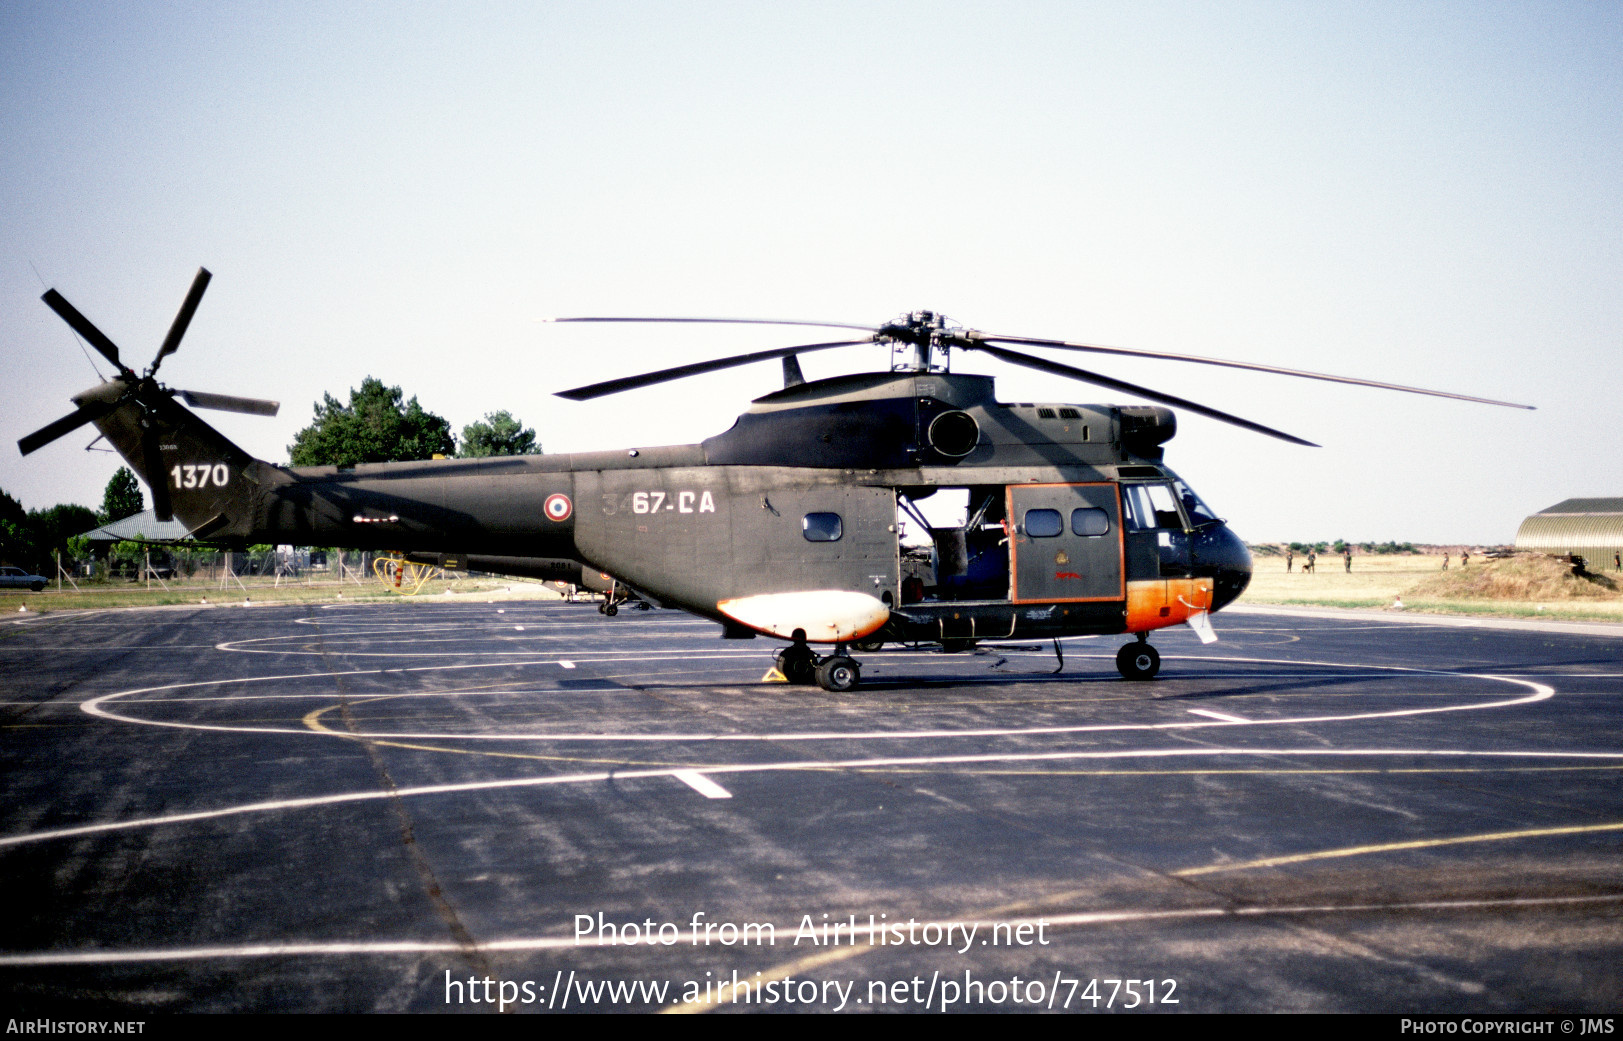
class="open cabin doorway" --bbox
[896,486,1012,603]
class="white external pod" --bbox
[716,590,890,643]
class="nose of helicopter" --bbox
[1193,522,1252,612]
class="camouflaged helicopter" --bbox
[20,269,1531,691]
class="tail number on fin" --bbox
[169,464,230,489]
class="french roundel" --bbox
[544,493,573,522]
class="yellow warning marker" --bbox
[761,667,789,683]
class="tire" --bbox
[30,582,44,592]
[604,603,618,617]
[815,656,861,692]
[776,647,817,686]
[852,636,885,653]
[1116,642,1160,681]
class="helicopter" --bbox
[19,268,1532,691]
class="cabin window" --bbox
[1024,508,1063,538]
[1071,507,1110,536]
[802,512,843,542]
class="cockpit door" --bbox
[1008,483,1125,603]
[1121,481,1193,578]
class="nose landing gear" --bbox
[1116,634,1161,680]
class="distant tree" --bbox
[0,490,99,571]
[28,503,98,567]
[288,377,455,467]
[31,503,98,544]
[0,488,26,531]
[459,410,541,458]
[0,519,38,569]
[100,467,144,524]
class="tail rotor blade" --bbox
[970,341,1320,447]
[41,290,131,375]
[152,267,211,373]
[178,389,280,416]
[17,401,116,456]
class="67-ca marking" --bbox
[632,490,716,514]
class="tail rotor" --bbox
[19,267,280,521]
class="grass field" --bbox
[0,573,564,615]
[1241,551,1623,623]
[8,553,1622,626]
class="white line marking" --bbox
[1187,708,1251,723]
[672,771,732,799]
[78,661,1556,743]
[2,745,1614,850]
[2,893,1617,967]
[558,660,575,669]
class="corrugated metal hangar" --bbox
[1515,498,1623,570]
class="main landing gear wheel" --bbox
[815,655,861,692]
[600,602,618,616]
[1116,641,1160,680]
[776,645,817,685]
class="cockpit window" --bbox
[1122,483,1183,531]
[1171,480,1221,527]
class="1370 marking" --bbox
[169,464,229,489]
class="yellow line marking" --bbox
[662,945,900,1015]
[668,815,1623,1013]
[1174,821,1623,877]
[6,894,1622,969]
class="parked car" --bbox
[0,566,48,592]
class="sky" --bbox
[2,1,1619,545]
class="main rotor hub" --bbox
[879,310,962,373]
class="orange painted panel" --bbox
[1126,577,1214,632]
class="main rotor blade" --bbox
[556,339,873,401]
[970,342,1320,447]
[41,290,131,375]
[17,400,117,456]
[178,389,280,416]
[545,316,880,333]
[152,267,212,373]
[970,332,1535,410]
